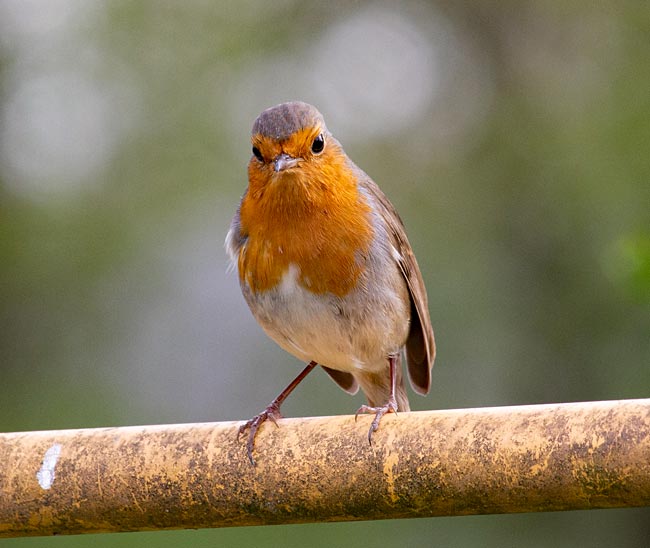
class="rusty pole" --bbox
[1,398,650,538]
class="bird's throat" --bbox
[239,163,374,297]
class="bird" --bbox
[226,101,435,464]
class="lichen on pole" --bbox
[1,399,650,538]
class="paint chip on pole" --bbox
[36,443,62,490]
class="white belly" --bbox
[242,263,410,373]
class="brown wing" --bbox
[321,366,359,394]
[358,173,435,395]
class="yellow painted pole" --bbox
[1,399,650,538]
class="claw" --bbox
[355,398,399,445]
[237,361,318,465]
[238,403,282,465]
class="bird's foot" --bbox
[355,397,399,445]
[238,402,283,465]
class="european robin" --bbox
[226,101,435,464]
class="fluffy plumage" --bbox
[226,101,435,462]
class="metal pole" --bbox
[2,399,650,538]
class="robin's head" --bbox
[248,102,347,188]
[238,102,373,295]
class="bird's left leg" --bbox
[355,354,400,444]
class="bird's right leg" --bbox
[239,360,318,465]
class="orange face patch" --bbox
[237,131,373,297]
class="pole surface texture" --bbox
[1,399,650,537]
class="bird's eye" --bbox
[311,133,325,154]
[252,146,264,162]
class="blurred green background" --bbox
[1,1,649,546]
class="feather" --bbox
[357,174,436,394]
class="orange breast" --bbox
[237,151,374,297]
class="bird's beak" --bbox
[273,153,299,172]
